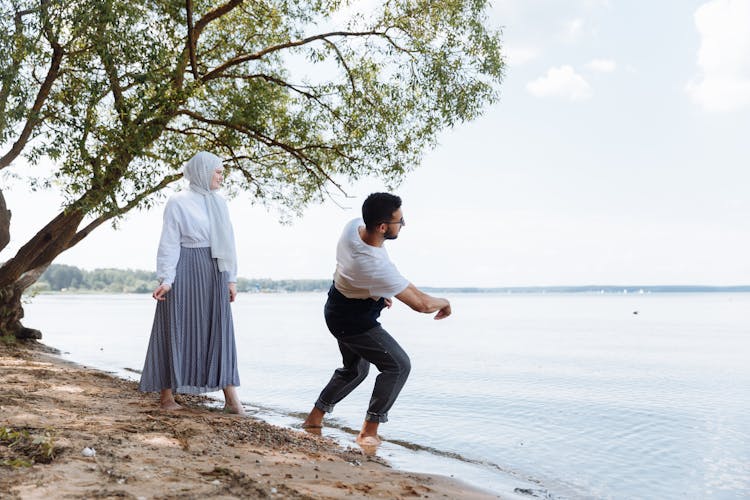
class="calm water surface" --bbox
[23,292,750,499]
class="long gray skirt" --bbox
[139,246,240,394]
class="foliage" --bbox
[0,333,16,346]
[33,264,331,292]
[37,264,156,292]
[235,277,330,292]
[0,427,57,467]
[1,0,504,220]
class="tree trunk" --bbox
[0,264,50,339]
[0,189,34,338]
[0,188,9,252]
[0,281,42,340]
[0,203,83,339]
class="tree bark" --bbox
[0,188,9,252]
[0,282,43,340]
[0,203,84,338]
[0,262,47,339]
[0,188,31,338]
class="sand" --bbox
[0,341,500,499]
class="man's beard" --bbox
[384,229,399,240]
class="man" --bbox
[303,192,451,446]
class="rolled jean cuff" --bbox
[366,411,388,423]
[314,399,335,413]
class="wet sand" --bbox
[0,341,500,499]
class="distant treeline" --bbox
[29,265,750,294]
[422,285,750,294]
[32,264,331,294]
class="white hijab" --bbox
[183,151,236,274]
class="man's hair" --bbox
[362,192,402,230]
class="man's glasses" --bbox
[382,217,405,227]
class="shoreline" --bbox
[1,340,501,499]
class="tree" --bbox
[0,0,504,338]
[41,263,82,290]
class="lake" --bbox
[23,292,750,499]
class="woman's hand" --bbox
[153,283,171,301]
[229,282,237,303]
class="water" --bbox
[23,292,750,499]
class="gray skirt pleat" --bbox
[139,246,240,394]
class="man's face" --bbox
[383,208,405,240]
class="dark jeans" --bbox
[314,325,411,423]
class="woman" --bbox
[139,151,244,414]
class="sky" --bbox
[2,0,750,287]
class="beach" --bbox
[0,340,498,499]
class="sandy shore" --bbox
[0,341,500,499]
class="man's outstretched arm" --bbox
[395,283,452,320]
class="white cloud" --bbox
[564,18,585,41]
[686,0,750,112]
[585,58,617,72]
[503,45,540,66]
[526,65,592,101]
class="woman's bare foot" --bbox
[159,400,182,411]
[222,386,245,415]
[159,389,182,411]
[222,402,245,415]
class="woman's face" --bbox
[210,167,224,190]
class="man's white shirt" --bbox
[333,218,409,300]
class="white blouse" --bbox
[156,190,238,286]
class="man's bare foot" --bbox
[356,420,381,447]
[302,407,325,430]
[355,434,382,446]
[357,442,379,456]
[302,425,322,436]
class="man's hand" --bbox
[229,283,237,302]
[396,283,452,319]
[434,303,451,320]
[384,298,393,308]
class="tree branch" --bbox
[99,45,129,127]
[176,109,344,193]
[203,30,386,81]
[185,0,199,80]
[67,173,182,248]
[174,0,244,88]
[217,72,344,123]
[0,206,84,289]
[0,21,63,170]
[193,0,243,37]
[16,264,49,292]
[323,39,357,96]
[0,7,40,137]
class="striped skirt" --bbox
[139,247,240,394]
